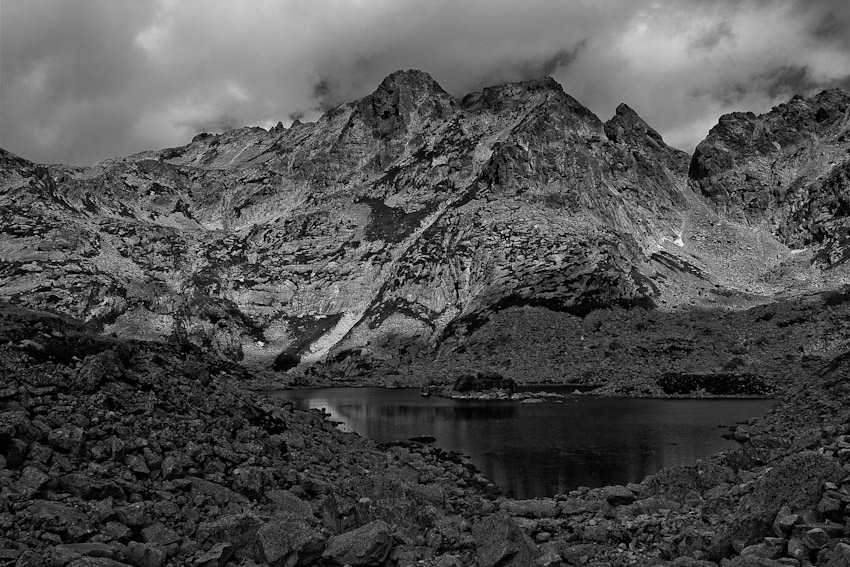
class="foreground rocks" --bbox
[1,303,849,566]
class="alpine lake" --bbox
[271,386,775,499]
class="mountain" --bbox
[1,72,848,388]
[690,88,850,265]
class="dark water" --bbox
[273,387,774,499]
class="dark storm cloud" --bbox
[1,0,847,166]
[311,77,349,113]
[471,40,589,91]
[763,66,817,99]
[795,0,850,49]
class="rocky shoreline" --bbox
[1,304,849,567]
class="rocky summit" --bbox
[0,71,849,566]
[1,72,848,387]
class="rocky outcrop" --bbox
[0,70,694,377]
[451,371,517,394]
[1,72,848,392]
[690,89,850,265]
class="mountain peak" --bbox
[604,102,689,173]
[459,75,595,120]
[357,69,457,139]
[605,103,663,143]
[375,69,447,94]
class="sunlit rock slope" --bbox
[1,72,848,384]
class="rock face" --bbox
[451,371,516,394]
[690,89,850,265]
[1,72,848,388]
[0,70,691,376]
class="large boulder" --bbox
[322,520,393,566]
[256,514,326,567]
[472,513,538,567]
[197,513,262,552]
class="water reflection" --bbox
[274,388,774,498]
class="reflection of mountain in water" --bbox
[276,388,774,498]
[333,401,519,429]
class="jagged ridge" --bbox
[1,73,848,384]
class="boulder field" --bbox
[1,304,848,567]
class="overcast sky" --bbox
[1,0,848,166]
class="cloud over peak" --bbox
[1,0,847,165]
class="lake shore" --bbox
[1,305,848,566]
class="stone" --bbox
[786,538,809,562]
[193,542,234,567]
[322,519,393,566]
[27,441,53,463]
[4,437,29,467]
[472,513,537,567]
[740,538,786,560]
[104,521,132,542]
[28,499,91,541]
[582,523,610,543]
[256,514,326,567]
[535,549,564,567]
[604,485,636,505]
[799,528,829,550]
[266,489,315,522]
[794,520,844,538]
[189,476,248,504]
[51,543,117,565]
[197,513,262,550]
[823,543,850,567]
[116,502,150,528]
[124,542,166,567]
[59,473,126,501]
[151,500,179,518]
[159,455,182,479]
[140,523,180,546]
[232,466,268,499]
[501,498,558,518]
[47,427,85,455]
[671,559,718,567]
[0,411,42,444]
[728,557,787,567]
[66,559,134,567]
[75,350,123,393]
[557,498,589,516]
[435,554,463,567]
[771,506,798,537]
[816,494,843,521]
[17,465,50,491]
[125,455,150,476]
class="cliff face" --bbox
[1,73,847,379]
[690,89,850,265]
[0,71,692,372]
